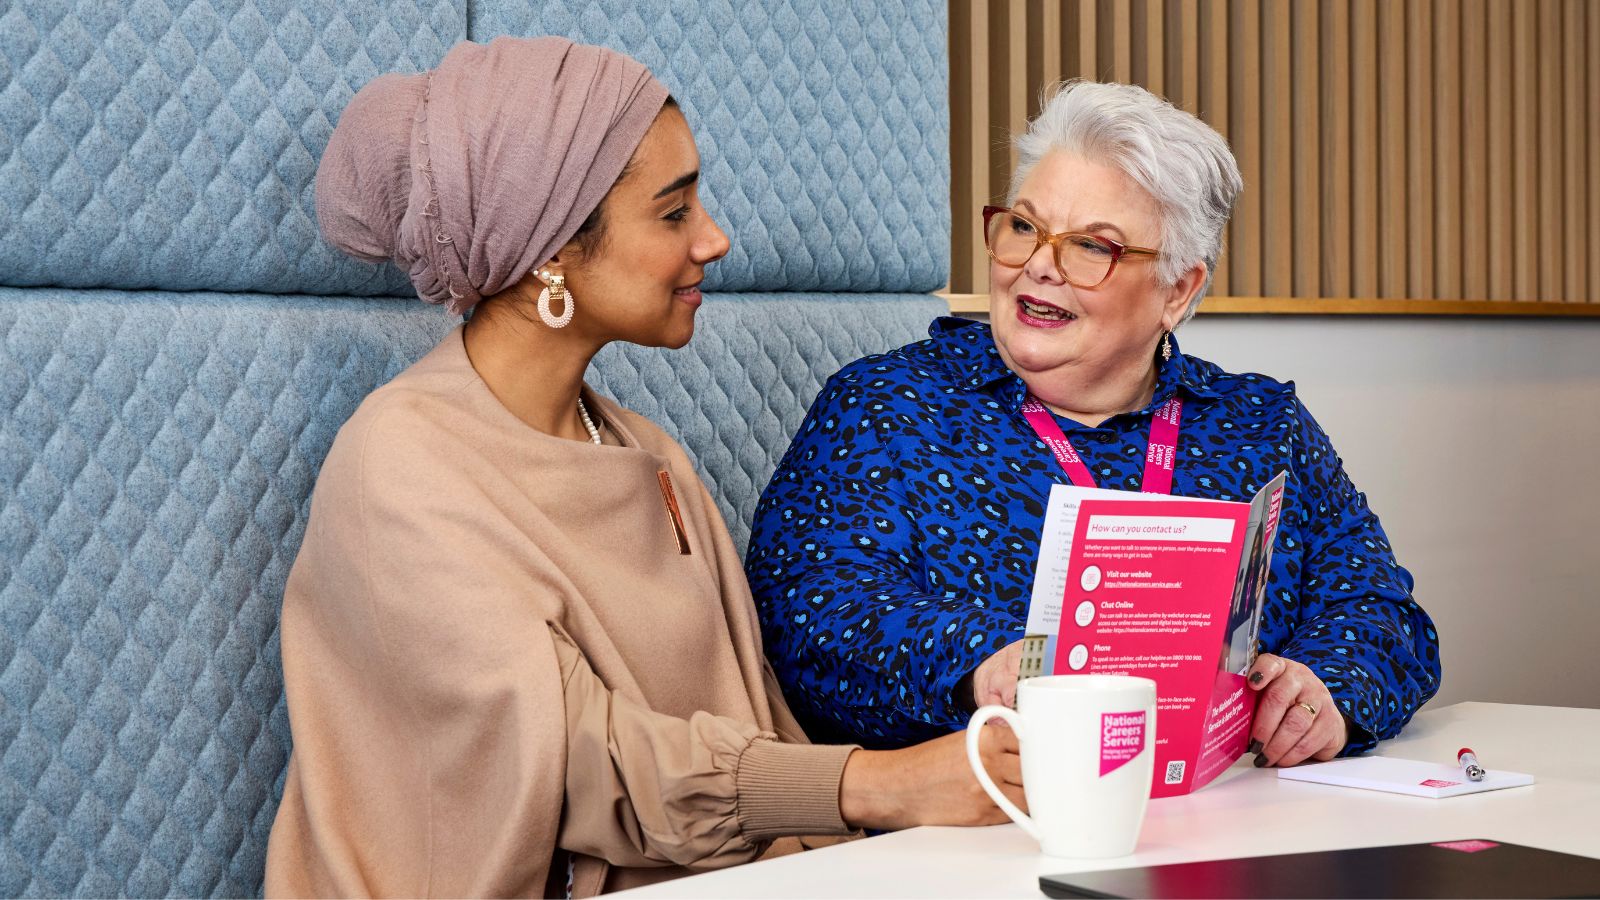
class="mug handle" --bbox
[966,705,1037,841]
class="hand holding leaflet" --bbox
[1246,653,1347,768]
[1019,472,1288,798]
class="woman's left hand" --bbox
[1246,653,1348,767]
[970,639,1026,710]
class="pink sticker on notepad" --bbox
[1433,840,1500,853]
[1419,779,1460,788]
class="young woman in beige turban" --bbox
[264,36,1021,898]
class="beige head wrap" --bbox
[315,36,670,314]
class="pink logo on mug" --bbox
[1100,711,1146,776]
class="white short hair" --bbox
[1009,80,1242,320]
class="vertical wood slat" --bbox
[1065,0,1098,81]
[1169,0,1201,117]
[1025,3,1044,120]
[1432,0,1462,299]
[999,2,1028,185]
[1228,0,1262,296]
[1321,1,1352,297]
[1030,1,1062,121]
[1152,0,1177,94]
[1101,0,1133,83]
[1290,0,1320,298]
[1138,0,1165,96]
[1487,0,1513,300]
[995,1,1030,297]
[1350,0,1379,297]
[1261,0,1292,295]
[1562,0,1588,302]
[1405,0,1435,300]
[1112,0,1133,84]
[1538,0,1562,300]
[981,1,1008,294]
[1512,0,1538,300]
[1460,0,1490,299]
[1198,0,1230,296]
[1378,0,1407,298]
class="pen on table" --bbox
[1458,747,1486,782]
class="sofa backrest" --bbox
[1,1,948,297]
[0,2,949,895]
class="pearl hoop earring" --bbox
[536,270,574,328]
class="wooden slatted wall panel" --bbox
[947,0,1598,308]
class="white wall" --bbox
[1178,315,1600,711]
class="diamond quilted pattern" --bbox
[0,0,462,297]
[588,293,947,548]
[0,286,944,896]
[1,0,949,299]
[0,289,453,897]
[472,0,951,294]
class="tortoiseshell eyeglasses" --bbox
[982,205,1160,289]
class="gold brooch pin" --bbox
[657,470,691,555]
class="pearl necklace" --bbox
[576,396,603,445]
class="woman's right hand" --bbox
[837,725,1024,830]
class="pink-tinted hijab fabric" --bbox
[316,36,670,314]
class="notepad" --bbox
[1277,756,1535,798]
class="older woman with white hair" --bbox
[748,80,1441,770]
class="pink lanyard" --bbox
[1020,394,1184,495]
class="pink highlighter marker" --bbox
[1458,747,1487,782]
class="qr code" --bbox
[1164,760,1186,784]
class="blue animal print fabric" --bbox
[747,317,1441,752]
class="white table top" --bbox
[616,702,1600,898]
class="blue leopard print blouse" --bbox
[746,317,1441,752]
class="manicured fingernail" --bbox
[1253,753,1270,768]
[1247,739,1263,755]
[1249,671,1264,685]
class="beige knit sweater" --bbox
[264,327,856,897]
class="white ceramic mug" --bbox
[966,674,1157,858]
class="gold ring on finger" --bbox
[1296,701,1318,718]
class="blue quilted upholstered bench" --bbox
[0,2,949,895]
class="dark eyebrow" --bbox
[654,171,699,199]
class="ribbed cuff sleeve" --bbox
[734,740,858,842]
